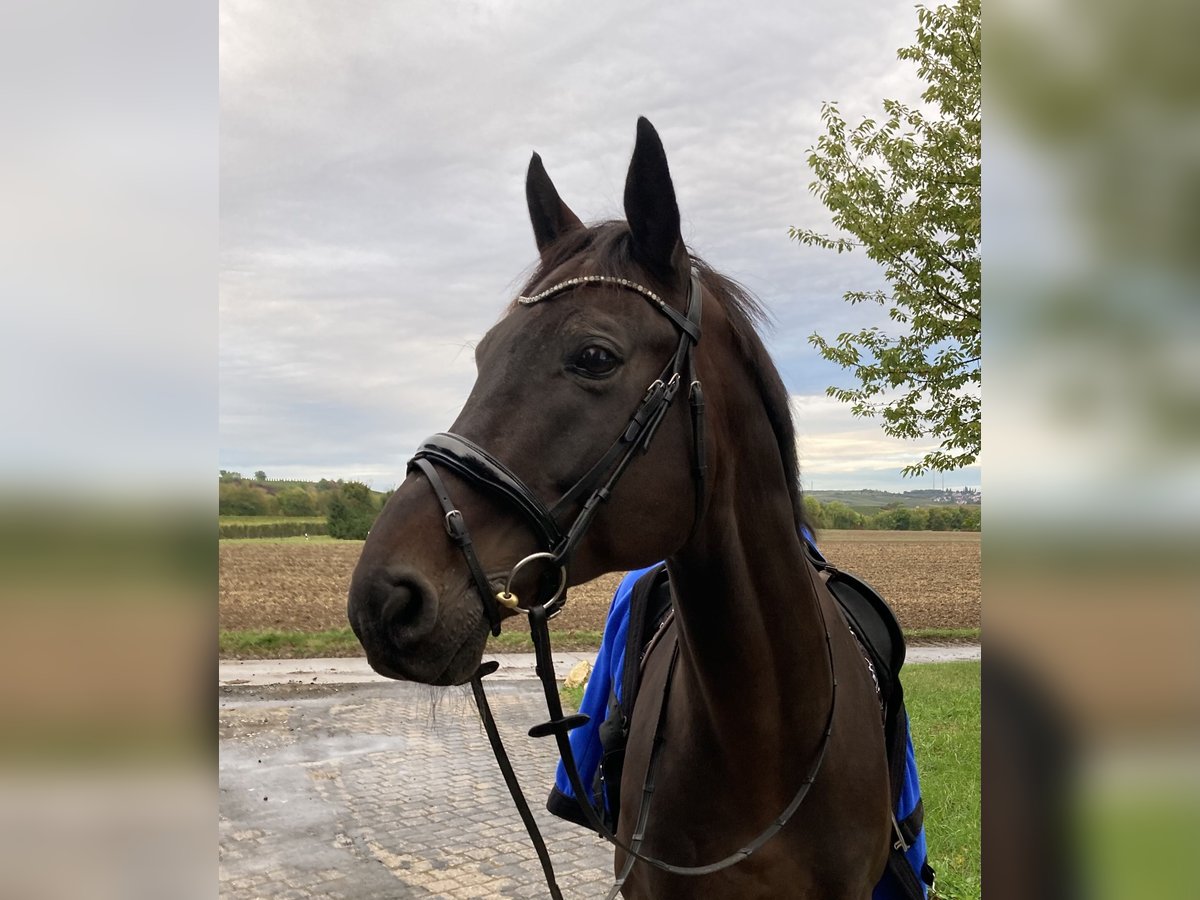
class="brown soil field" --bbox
[220,531,979,637]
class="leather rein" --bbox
[405,269,836,898]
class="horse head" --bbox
[348,119,712,685]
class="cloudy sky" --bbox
[219,0,981,493]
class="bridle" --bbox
[408,270,706,635]
[404,268,836,899]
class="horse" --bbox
[347,118,891,898]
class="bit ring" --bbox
[495,551,568,615]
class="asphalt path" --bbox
[219,647,979,898]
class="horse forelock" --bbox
[511,222,809,533]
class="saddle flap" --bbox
[818,562,907,702]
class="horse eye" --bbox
[571,345,620,377]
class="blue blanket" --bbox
[552,552,930,899]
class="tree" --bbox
[276,486,317,517]
[791,0,980,476]
[327,482,379,540]
[254,470,267,482]
[219,482,270,516]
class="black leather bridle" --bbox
[408,270,706,636]
[403,268,836,899]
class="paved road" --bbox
[219,647,980,898]
[220,679,613,899]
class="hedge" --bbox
[218,520,329,539]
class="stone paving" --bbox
[219,680,613,899]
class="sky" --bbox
[219,0,981,494]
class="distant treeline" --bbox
[219,474,978,537]
[219,473,390,516]
[219,473,388,539]
[804,496,980,531]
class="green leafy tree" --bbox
[803,495,828,529]
[276,486,318,517]
[824,500,865,530]
[218,483,270,516]
[791,0,980,476]
[925,505,951,531]
[254,470,267,482]
[327,481,379,540]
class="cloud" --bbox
[220,0,937,488]
[791,394,979,491]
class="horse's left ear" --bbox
[623,117,687,285]
[526,152,584,255]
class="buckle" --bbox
[444,509,466,538]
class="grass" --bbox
[218,515,326,525]
[219,627,363,658]
[218,626,977,658]
[818,529,981,543]
[560,660,981,900]
[219,534,341,544]
[485,630,606,653]
[904,661,981,899]
[218,627,608,658]
[906,627,980,644]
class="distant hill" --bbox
[806,488,980,515]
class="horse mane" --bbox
[516,222,809,533]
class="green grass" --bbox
[905,661,981,899]
[560,660,981,899]
[485,630,606,653]
[218,627,606,658]
[561,681,587,710]
[219,534,341,544]
[218,515,326,525]
[219,628,363,658]
[906,627,980,643]
[219,626,975,657]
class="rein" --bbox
[405,269,836,896]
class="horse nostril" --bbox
[382,583,419,628]
[378,570,437,640]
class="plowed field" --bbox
[220,530,979,638]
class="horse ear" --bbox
[526,152,583,254]
[623,117,686,283]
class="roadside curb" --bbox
[218,645,980,687]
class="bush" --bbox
[803,495,827,529]
[219,483,271,516]
[327,482,379,539]
[218,520,328,539]
[276,486,317,517]
[824,500,865,530]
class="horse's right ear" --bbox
[526,152,583,255]
[623,117,686,285]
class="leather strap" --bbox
[471,582,838,888]
[470,663,565,900]
[411,434,564,549]
[409,457,504,636]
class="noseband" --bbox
[408,270,706,636]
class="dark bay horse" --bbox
[348,118,891,898]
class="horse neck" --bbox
[664,417,831,752]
